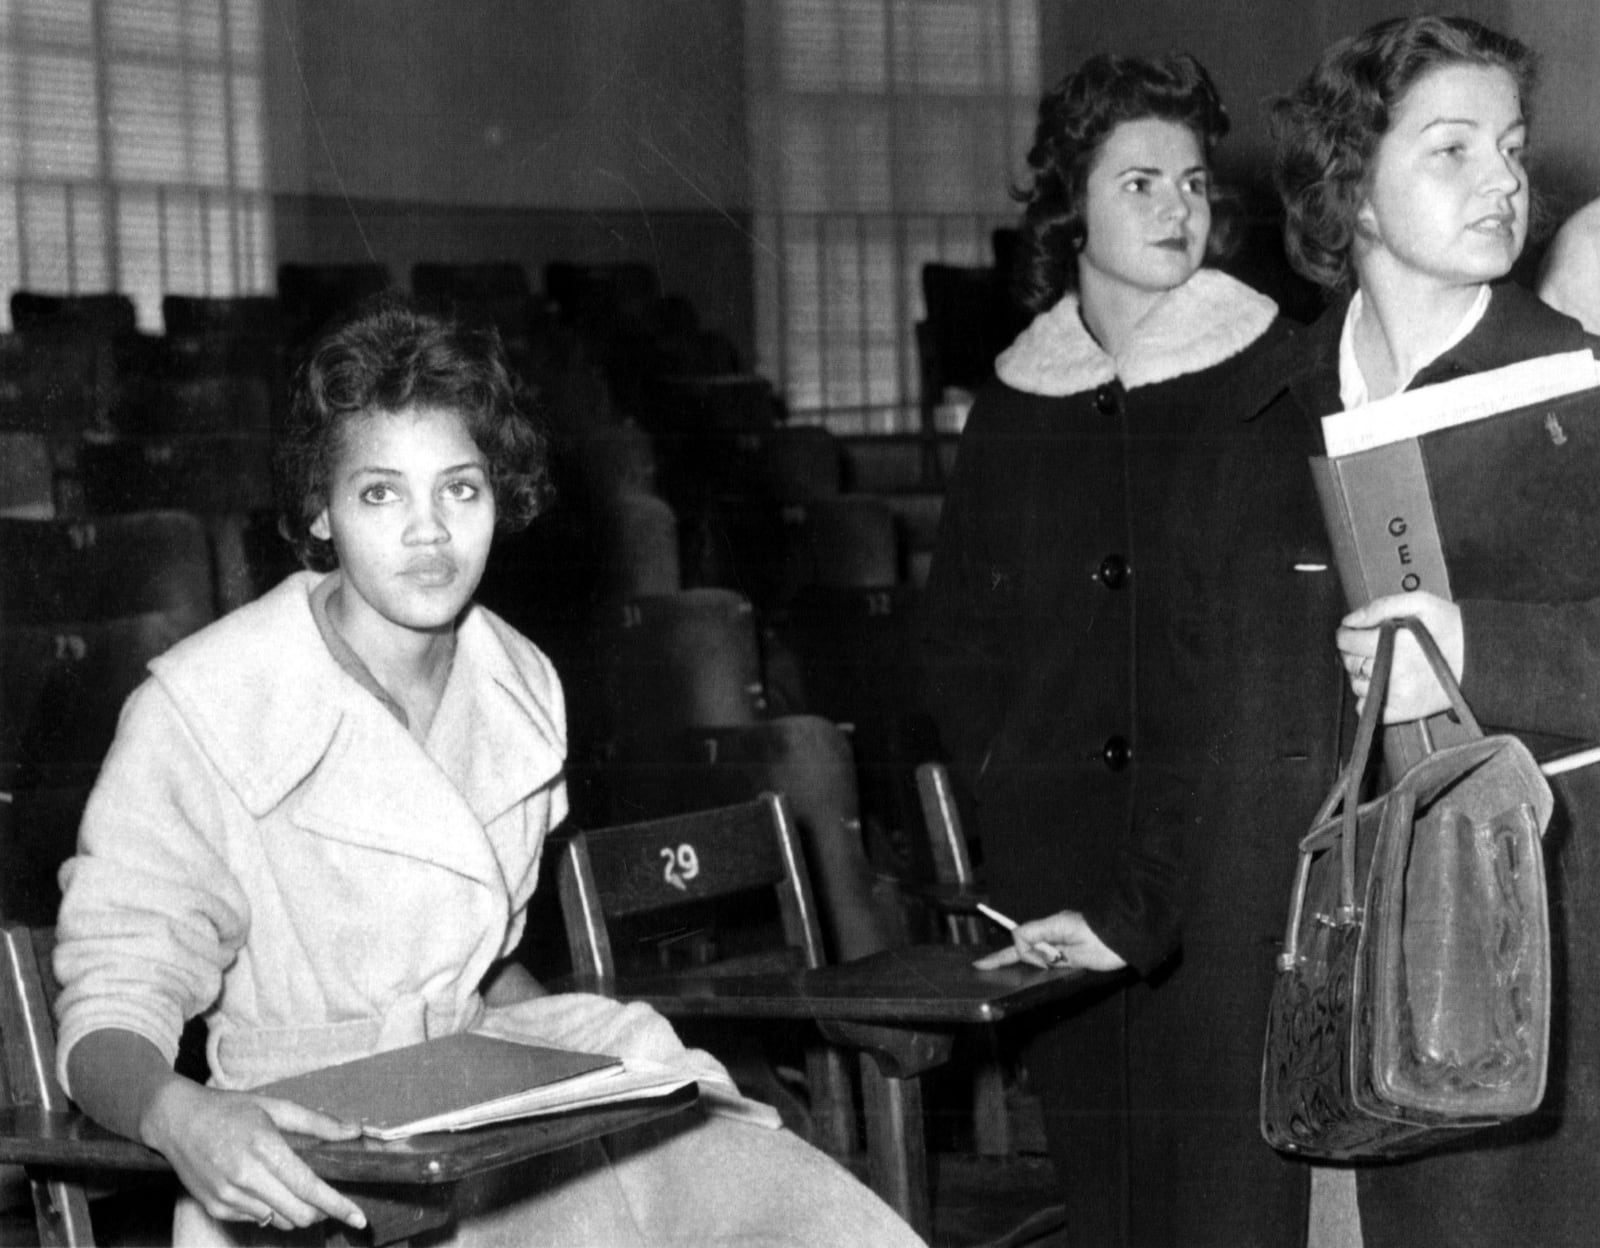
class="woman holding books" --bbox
[1140,15,1600,1247]
[917,50,1287,1246]
[49,293,922,1247]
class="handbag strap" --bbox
[1389,616,1482,737]
[1278,616,1476,970]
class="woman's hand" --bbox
[972,909,1128,973]
[1336,592,1464,723]
[140,1077,368,1234]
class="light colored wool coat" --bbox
[54,571,919,1247]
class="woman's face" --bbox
[310,404,495,639]
[1357,63,1528,290]
[1077,117,1211,302]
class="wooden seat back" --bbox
[559,793,824,981]
[0,924,99,1245]
[595,589,766,752]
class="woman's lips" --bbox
[403,558,456,587]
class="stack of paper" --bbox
[257,1032,697,1141]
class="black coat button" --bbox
[1094,385,1119,415]
[1097,554,1129,589]
[1101,736,1131,771]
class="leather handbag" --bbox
[1260,617,1553,1160]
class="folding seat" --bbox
[881,492,943,587]
[763,579,937,881]
[0,512,215,924]
[276,262,393,350]
[9,292,138,341]
[596,490,680,602]
[0,331,116,439]
[8,292,158,433]
[778,495,900,596]
[77,434,274,515]
[136,374,275,439]
[645,374,782,522]
[411,261,538,338]
[543,262,660,341]
[760,424,842,504]
[0,512,215,771]
[161,293,284,343]
[570,420,657,498]
[590,588,766,761]
[160,293,286,389]
[0,432,56,518]
[206,508,301,615]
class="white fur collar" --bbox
[995,268,1277,396]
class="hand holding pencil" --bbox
[971,904,1128,973]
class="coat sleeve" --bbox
[1459,597,1600,742]
[54,678,252,1096]
[917,396,1017,781]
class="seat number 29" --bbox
[660,844,700,891]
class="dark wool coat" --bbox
[1141,281,1600,1248]
[918,269,1285,1247]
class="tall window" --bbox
[745,0,1039,432]
[0,0,273,331]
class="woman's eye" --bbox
[443,479,482,502]
[360,483,397,504]
[1183,175,1209,195]
[1435,143,1465,159]
[1122,177,1149,194]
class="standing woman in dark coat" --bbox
[917,51,1284,1246]
[1146,15,1600,1247]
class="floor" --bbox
[929,1152,1067,1248]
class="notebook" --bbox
[256,1031,696,1140]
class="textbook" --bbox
[256,1032,697,1141]
[1309,351,1600,771]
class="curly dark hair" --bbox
[275,291,554,572]
[1011,51,1232,315]
[1272,16,1537,294]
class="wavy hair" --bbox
[275,291,554,571]
[1011,51,1232,315]
[1271,16,1537,294]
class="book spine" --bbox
[1310,441,1471,774]
[1309,456,1371,608]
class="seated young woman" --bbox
[52,292,923,1247]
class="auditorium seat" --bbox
[9,291,138,341]
[0,331,117,439]
[0,512,216,919]
[411,261,536,332]
[77,433,274,516]
[276,261,393,350]
[760,424,842,503]
[0,432,56,519]
[161,293,284,343]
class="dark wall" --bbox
[263,0,755,360]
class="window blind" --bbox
[0,0,272,331]
[746,0,1038,431]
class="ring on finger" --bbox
[257,1212,275,1228]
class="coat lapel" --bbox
[150,572,561,888]
[289,708,505,887]
[422,605,565,828]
